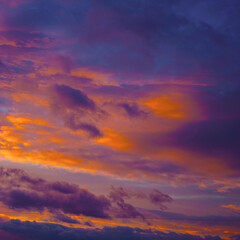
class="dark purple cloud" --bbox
[49,84,104,137]
[108,186,145,219]
[61,112,103,137]
[109,187,173,209]
[52,213,80,224]
[77,123,102,138]
[148,189,173,210]
[0,219,223,240]
[118,103,146,117]
[108,187,172,219]
[0,167,111,219]
[62,111,103,137]
[0,167,175,221]
[112,201,145,219]
[51,84,95,110]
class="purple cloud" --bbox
[109,186,173,210]
[0,219,224,240]
[108,186,172,219]
[49,84,104,137]
[148,189,173,210]
[77,123,102,138]
[118,103,147,117]
[51,84,95,110]
[0,167,111,219]
[52,213,80,224]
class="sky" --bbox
[0,0,239,239]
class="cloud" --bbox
[149,209,240,228]
[0,219,223,240]
[0,1,239,238]
[51,84,95,110]
[111,201,145,219]
[118,103,146,117]
[1,0,238,82]
[77,123,102,138]
[48,84,104,137]
[52,213,80,224]
[148,189,173,210]
[222,204,240,211]
[0,167,111,219]
[108,187,172,219]
[0,167,174,222]
[109,187,173,210]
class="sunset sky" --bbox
[0,0,239,239]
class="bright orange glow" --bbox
[222,204,240,211]
[7,116,50,127]
[95,128,132,151]
[142,92,200,120]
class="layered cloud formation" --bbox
[0,0,239,239]
[0,220,224,240]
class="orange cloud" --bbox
[0,113,234,184]
[13,93,49,107]
[142,92,200,120]
[222,204,240,211]
[95,128,132,151]
[6,116,50,127]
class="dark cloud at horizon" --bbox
[0,219,223,240]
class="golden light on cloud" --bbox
[222,204,240,211]
[6,116,50,127]
[95,128,132,151]
[142,92,200,120]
